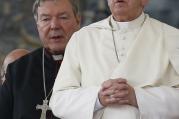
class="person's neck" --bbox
[46,48,64,55]
[110,12,145,32]
[113,11,143,22]
[44,48,64,61]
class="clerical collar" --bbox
[44,48,64,61]
[111,12,145,31]
[52,55,63,61]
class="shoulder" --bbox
[8,48,42,71]
[146,15,179,49]
[163,25,179,74]
[4,48,43,87]
[77,16,111,34]
[150,18,179,74]
[162,23,179,55]
[70,16,112,43]
[147,15,179,37]
[86,16,111,29]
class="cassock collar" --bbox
[52,55,63,61]
[111,12,145,32]
[44,48,64,61]
[87,12,146,31]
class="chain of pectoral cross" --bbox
[36,48,53,119]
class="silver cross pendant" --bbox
[36,99,51,119]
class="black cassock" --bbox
[0,48,62,119]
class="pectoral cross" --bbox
[36,99,51,119]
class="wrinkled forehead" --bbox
[38,0,60,6]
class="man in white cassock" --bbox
[49,0,179,119]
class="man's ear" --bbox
[36,20,41,30]
[75,15,81,30]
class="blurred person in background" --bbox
[0,49,29,84]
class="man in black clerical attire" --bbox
[0,0,81,119]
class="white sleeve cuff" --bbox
[94,94,104,112]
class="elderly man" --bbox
[0,49,29,84]
[0,0,80,118]
[50,0,179,119]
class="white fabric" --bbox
[110,15,179,87]
[50,87,100,119]
[94,96,104,112]
[49,13,179,119]
[93,87,179,119]
[110,12,145,63]
[136,87,179,119]
[114,12,145,31]
[52,54,63,61]
[94,12,145,111]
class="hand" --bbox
[98,78,138,107]
[98,78,128,106]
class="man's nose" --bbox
[50,18,61,30]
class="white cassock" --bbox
[49,13,179,119]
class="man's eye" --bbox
[59,15,69,20]
[41,18,50,21]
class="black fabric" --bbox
[0,48,61,119]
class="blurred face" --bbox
[107,0,148,21]
[37,0,80,54]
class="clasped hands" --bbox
[98,78,138,108]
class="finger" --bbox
[117,99,129,105]
[101,80,113,90]
[105,96,129,105]
[98,94,118,106]
[101,79,128,91]
[112,90,129,98]
[105,97,118,104]
[108,83,129,91]
[101,89,115,96]
[111,78,127,84]
[101,84,129,97]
